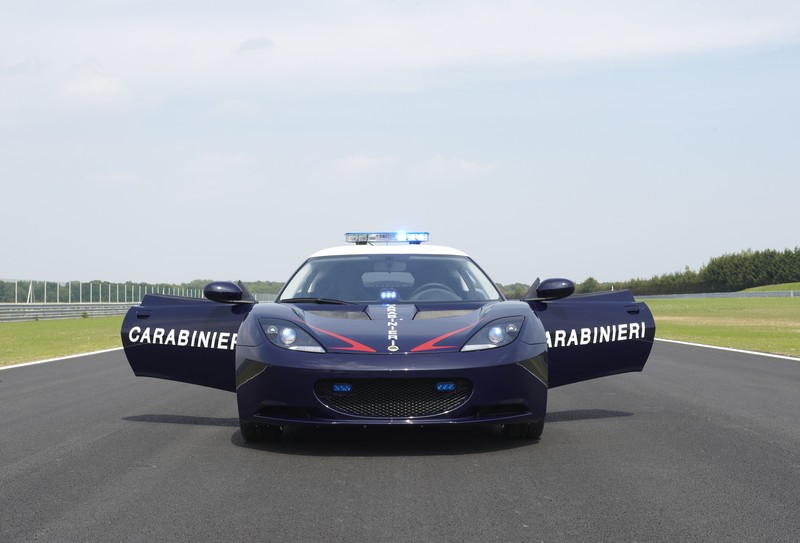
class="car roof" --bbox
[309,244,469,258]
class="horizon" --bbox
[3,244,798,288]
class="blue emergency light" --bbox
[380,290,398,300]
[345,231,430,245]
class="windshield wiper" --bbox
[281,297,353,305]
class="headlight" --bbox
[260,318,325,353]
[461,317,524,352]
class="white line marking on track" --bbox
[655,338,800,362]
[0,347,124,371]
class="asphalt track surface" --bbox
[2,342,799,543]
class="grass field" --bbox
[1,296,799,367]
[0,316,124,367]
[645,297,800,358]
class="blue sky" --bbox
[2,1,799,285]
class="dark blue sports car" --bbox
[121,232,655,442]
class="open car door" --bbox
[121,294,253,392]
[530,290,655,388]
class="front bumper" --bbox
[235,342,548,427]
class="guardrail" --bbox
[0,294,277,322]
[0,303,135,322]
[638,291,798,299]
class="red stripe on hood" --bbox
[309,325,377,353]
[410,324,474,352]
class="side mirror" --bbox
[524,278,575,301]
[204,281,249,303]
[537,278,575,300]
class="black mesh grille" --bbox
[314,378,472,418]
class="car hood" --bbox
[295,303,494,354]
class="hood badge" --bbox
[386,304,400,352]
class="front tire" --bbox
[240,421,282,443]
[502,420,544,440]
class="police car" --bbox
[121,232,655,442]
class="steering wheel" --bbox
[409,283,461,301]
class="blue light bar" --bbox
[332,383,352,393]
[436,382,456,392]
[345,231,430,244]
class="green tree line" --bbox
[602,247,800,295]
[497,247,800,298]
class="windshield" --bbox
[279,254,502,304]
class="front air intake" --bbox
[314,378,472,418]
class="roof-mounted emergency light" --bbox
[344,231,430,245]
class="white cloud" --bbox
[181,177,227,200]
[421,156,494,179]
[179,152,249,201]
[332,153,395,178]
[6,1,797,98]
[234,36,275,55]
[1,59,47,76]
[60,73,130,105]
[89,172,138,186]
[183,152,247,174]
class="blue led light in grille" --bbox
[332,383,352,393]
[436,382,456,392]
